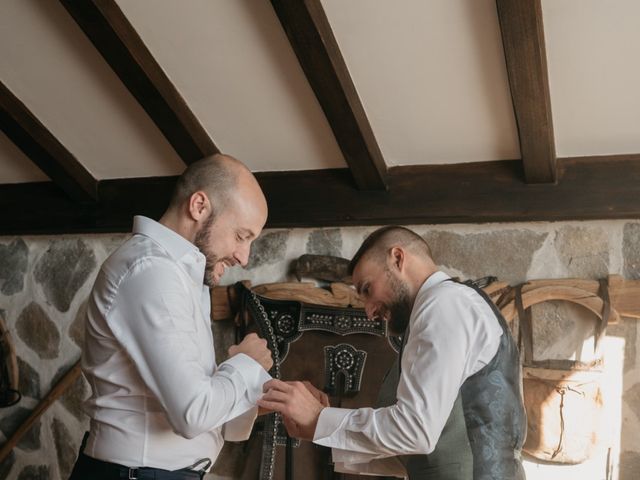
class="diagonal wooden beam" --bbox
[60,0,218,165]
[496,0,557,184]
[0,81,98,203]
[270,0,388,191]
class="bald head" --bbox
[168,153,261,219]
[349,226,433,275]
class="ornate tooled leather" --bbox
[234,282,399,480]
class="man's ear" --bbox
[389,246,405,273]
[188,191,211,222]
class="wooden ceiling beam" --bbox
[1,155,639,235]
[60,0,218,165]
[0,81,98,203]
[496,0,557,184]
[270,0,388,190]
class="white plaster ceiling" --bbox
[542,0,640,157]
[115,0,346,172]
[321,0,520,166]
[0,0,184,182]
[0,130,48,183]
[0,0,639,184]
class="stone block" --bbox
[554,225,609,278]
[53,417,77,480]
[0,407,41,450]
[69,301,87,349]
[423,229,547,283]
[0,451,15,479]
[0,239,28,296]
[623,223,640,280]
[247,231,288,270]
[54,366,89,421]
[16,302,60,360]
[17,465,50,480]
[306,229,342,257]
[17,356,41,399]
[34,239,96,312]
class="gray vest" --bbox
[377,281,526,480]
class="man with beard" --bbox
[259,226,526,479]
[70,154,273,480]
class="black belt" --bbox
[75,452,207,479]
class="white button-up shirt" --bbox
[82,216,270,470]
[313,271,503,476]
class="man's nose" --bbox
[235,243,251,267]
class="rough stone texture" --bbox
[623,223,640,280]
[623,382,640,423]
[55,366,89,421]
[247,231,288,270]
[17,465,50,480]
[0,239,28,296]
[16,302,60,359]
[69,300,87,349]
[620,451,640,480]
[34,239,96,312]
[0,451,15,479]
[423,230,547,283]
[0,407,41,450]
[53,417,77,480]
[554,225,610,278]
[529,301,598,361]
[306,229,343,257]
[17,356,41,399]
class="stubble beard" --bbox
[385,270,413,335]
[194,213,219,287]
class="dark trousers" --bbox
[68,434,208,480]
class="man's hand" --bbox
[300,381,330,408]
[228,333,273,371]
[258,379,327,440]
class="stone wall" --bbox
[0,220,638,479]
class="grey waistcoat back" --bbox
[376,281,526,480]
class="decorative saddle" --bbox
[231,282,400,480]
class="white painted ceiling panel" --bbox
[542,0,640,158]
[116,0,346,172]
[321,0,520,166]
[0,130,48,183]
[0,0,184,180]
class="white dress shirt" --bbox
[313,271,503,476]
[82,216,271,470]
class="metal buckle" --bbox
[128,468,138,480]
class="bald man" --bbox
[70,155,273,480]
[260,226,526,480]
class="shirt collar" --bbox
[132,216,206,284]
[417,270,451,296]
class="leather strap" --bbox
[515,284,534,365]
[594,277,611,353]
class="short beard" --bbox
[385,270,413,335]
[193,212,218,286]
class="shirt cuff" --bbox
[313,407,352,448]
[223,406,258,441]
[333,452,407,478]
[222,353,272,404]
